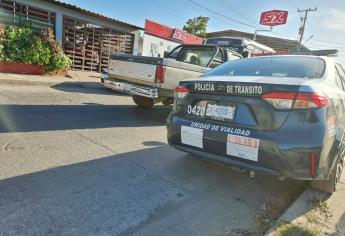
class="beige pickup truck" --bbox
[101,44,242,108]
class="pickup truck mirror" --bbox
[164,51,170,58]
[242,51,249,58]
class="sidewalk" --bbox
[267,174,345,236]
[0,70,102,89]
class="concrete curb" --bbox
[265,187,328,235]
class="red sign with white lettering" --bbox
[260,10,288,26]
[144,19,203,44]
[172,29,187,42]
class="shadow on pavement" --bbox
[51,82,123,96]
[335,212,345,235]
[0,104,171,133]
[0,145,306,236]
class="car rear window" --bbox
[202,56,325,78]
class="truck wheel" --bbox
[311,158,343,194]
[132,95,154,108]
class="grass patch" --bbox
[274,223,319,236]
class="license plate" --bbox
[226,134,260,162]
[181,126,203,148]
[205,103,236,121]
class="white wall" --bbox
[140,34,180,57]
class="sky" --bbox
[60,0,345,64]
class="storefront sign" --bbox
[260,10,288,26]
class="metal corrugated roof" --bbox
[45,0,143,30]
[207,29,309,52]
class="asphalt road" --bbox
[0,83,306,236]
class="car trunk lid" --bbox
[177,76,319,131]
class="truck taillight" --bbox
[174,86,189,100]
[155,65,165,83]
[261,92,329,109]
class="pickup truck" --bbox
[101,44,242,108]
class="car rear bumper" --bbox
[167,115,332,180]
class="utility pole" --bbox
[298,8,317,48]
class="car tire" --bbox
[132,95,154,108]
[311,158,343,194]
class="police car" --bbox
[167,54,345,193]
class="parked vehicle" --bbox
[101,44,242,108]
[167,55,345,193]
[205,36,275,57]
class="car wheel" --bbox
[311,158,343,194]
[132,95,154,108]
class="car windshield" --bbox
[178,47,217,67]
[202,56,325,78]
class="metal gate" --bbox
[63,15,134,72]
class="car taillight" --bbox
[294,93,329,108]
[155,65,165,83]
[261,92,329,109]
[174,86,189,100]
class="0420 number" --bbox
[187,105,206,117]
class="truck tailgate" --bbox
[109,60,157,84]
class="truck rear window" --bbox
[202,56,325,78]
[179,47,217,67]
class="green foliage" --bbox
[183,16,209,38]
[0,22,71,72]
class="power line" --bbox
[287,0,340,48]
[214,0,262,28]
[184,0,263,30]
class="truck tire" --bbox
[132,95,154,108]
[311,158,343,194]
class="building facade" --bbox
[0,0,142,72]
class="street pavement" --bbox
[0,82,306,236]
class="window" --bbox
[202,56,326,79]
[334,67,344,90]
[178,47,217,67]
[336,64,345,79]
[335,65,345,90]
[206,38,242,47]
[227,51,242,61]
[209,50,223,68]
[166,46,182,59]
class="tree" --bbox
[183,16,209,38]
